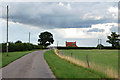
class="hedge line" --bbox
[1,42,44,52]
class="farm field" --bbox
[0,51,32,68]
[44,50,108,78]
[58,49,118,73]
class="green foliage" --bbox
[15,40,22,44]
[106,32,120,48]
[67,46,73,47]
[38,31,54,47]
[1,40,42,52]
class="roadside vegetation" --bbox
[44,50,107,78]
[0,51,32,68]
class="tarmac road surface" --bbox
[2,50,55,78]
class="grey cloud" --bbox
[2,2,118,29]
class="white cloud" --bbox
[53,23,118,39]
[108,6,118,13]
[58,2,64,6]
[108,6,118,19]
[67,3,71,10]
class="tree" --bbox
[15,40,22,44]
[106,32,120,48]
[38,31,54,48]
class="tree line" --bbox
[1,40,43,52]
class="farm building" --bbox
[66,41,77,47]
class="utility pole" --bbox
[100,39,102,49]
[98,39,102,49]
[6,5,8,56]
[57,40,58,48]
[98,39,99,45]
[29,32,30,43]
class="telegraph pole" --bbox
[57,40,58,48]
[98,39,102,49]
[98,39,99,45]
[29,32,30,43]
[6,5,8,56]
[100,39,102,49]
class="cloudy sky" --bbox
[0,2,119,47]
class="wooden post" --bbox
[61,51,63,54]
[86,55,90,68]
[57,50,59,54]
[71,53,72,57]
[6,5,8,56]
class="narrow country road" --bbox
[2,50,55,78]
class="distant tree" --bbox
[106,32,120,48]
[8,42,16,52]
[38,31,54,48]
[15,40,22,44]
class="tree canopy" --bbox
[38,31,54,47]
[106,32,120,48]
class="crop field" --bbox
[58,49,118,78]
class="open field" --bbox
[44,50,107,78]
[0,51,32,68]
[59,49,118,72]
[57,49,118,78]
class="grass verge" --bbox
[0,51,32,68]
[44,50,107,78]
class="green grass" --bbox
[59,49,118,72]
[44,50,107,78]
[0,51,32,68]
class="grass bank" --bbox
[0,51,32,68]
[44,50,106,78]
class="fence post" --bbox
[57,50,59,54]
[86,55,90,68]
[71,53,72,57]
[61,51,63,54]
